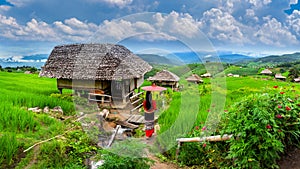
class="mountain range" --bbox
[1,52,300,68]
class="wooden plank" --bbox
[175,134,233,160]
[106,125,121,148]
[130,92,144,100]
[176,134,233,143]
[131,98,143,105]
[115,120,139,129]
[130,103,143,112]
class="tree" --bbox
[288,67,299,81]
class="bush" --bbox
[99,139,153,169]
[223,87,300,168]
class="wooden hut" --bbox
[260,69,272,75]
[186,74,203,84]
[275,74,286,81]
[201,72,211,78]
[294,77,300,82]
[148,70,180,89]
[39,43,152,106]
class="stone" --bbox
[28,107,42,113]
[43,106,50,113]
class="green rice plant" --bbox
[0,132,19,166]
[0,102,38,132]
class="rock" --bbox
[28,107,42,113]
[43,106,50,113]
[78,112,85,117]
[99,109,109,118]
[90,160,104,169]
[51,106,63,114]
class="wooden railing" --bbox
[129,91,144,113]
[88,93,112,104]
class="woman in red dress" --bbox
[143,91,156,138]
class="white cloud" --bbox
[0,5,11,12]
[199,8,246,43]
[0,14,99,42]
[86,0,133,8]
[254,16,298,46]
[6,0,33,7]
[92,11,200,42]
[152,11,199,38]
[248,0,272,8]
[289,0,298,5]
[287,10,300,36]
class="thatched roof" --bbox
[186,74,203,83]
[201,73,211,77]
[260,69,272,74]
[148,70,180,82]
[294,78,300,82]
[275,74,286,79]
[39,44,152,80]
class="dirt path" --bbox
[278,148,300,169]
[24,145,39,169]
[149,155,182,169]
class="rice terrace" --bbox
[1,42,300,168]
[1,1,300,168]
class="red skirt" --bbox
[145,120,154,137]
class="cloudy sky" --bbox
[0,0,300,58]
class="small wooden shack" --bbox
[39,43,152,106]
[260,69,272,75]
[201,72,211,78]
[275,74,286,81]
[294,78,300,82]
[148,70,180,89]
[186,74,203,84]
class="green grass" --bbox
[0,72,77,168]
[1,66,300,168]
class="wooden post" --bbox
[175,142,182,160]
[107,125,121,148]
[175,134,233,160]
[58,88,63,94]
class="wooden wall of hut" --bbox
[57,79,110,93]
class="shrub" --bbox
[223,87,300,169]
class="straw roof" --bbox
[275,74,286,79]
[260,69,272,74]
[39,44,152,80]
[148,70,180,82]
[201,73,211,77]
[186,74,203,83]
[294,78,300,82]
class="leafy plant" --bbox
[223,87,300,169]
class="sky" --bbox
[0,0,300,58]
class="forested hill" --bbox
[253,52,300,64]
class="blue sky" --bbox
[0,0,300,58]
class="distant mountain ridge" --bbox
[253,52,300,63]
[1,52,300,69]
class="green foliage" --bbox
[99,140,153,169]
[66,130,98,164]
[0,133,19,166]
[223,87,300,169]
[288,67,299,81]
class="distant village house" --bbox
[148,70,180,90]
[275,74,286,81]
[201,72,211,78]
[186,74,203,84]
[260,69,272,75]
